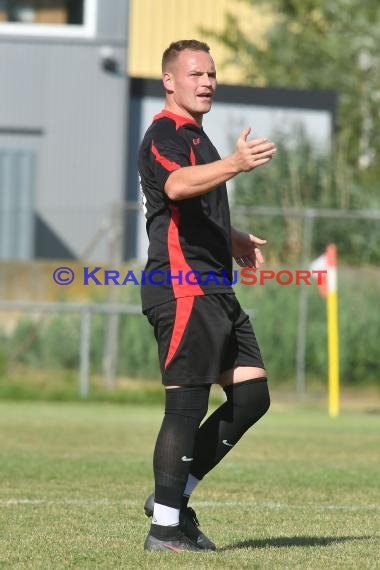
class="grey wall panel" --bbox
[0,0,130,261]
[36,43,128,260]
[0,43,46,128]
[96,0,129,41]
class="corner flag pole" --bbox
[326,244,340,417]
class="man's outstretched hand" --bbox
[232,127,276,173]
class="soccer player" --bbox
[138,39,276,552]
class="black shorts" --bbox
[145,293,265,386]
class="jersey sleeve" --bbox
[149,135,191,192]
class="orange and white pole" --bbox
[326,244,339,417]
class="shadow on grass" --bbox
[222,535,371,551]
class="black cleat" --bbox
[144,527,203,552]
[144,493,216,551]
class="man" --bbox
[138,39,276,552]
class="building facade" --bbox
[0,0,129,261]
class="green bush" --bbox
[0,328,8,376]
[8,318,42,367]
[117,313,158,379]
[40,315,81,370]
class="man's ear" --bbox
[163,71,174,92]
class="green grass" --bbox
[0,400,379,569]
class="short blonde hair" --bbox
[162,39,211,72]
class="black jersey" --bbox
[138,109,233,311]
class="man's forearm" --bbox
[164,133,276,200]
[164,156,239,200]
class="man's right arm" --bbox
[165,127,276,201]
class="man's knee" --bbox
[164,385,211,424]
[223,378,270,427]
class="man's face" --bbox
[164,49,217,122]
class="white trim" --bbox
[328,266,337,294]
[0,0,97,38]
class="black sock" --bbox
[190,379,270,480]
[153,385,210,509]
[150,523,180,539]
[181,495,190,508]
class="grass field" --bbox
[0,399,379,569]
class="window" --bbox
[0,149,35,260]
[0,0,96,36]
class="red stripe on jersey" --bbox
[153,109,199,130]
[151,141,181,172]
[167,204,204,298]
[189,146,196,166]
[165,296,194,369]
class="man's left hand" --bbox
[232,229,267,268]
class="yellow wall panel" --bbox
[128,0,272,85]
